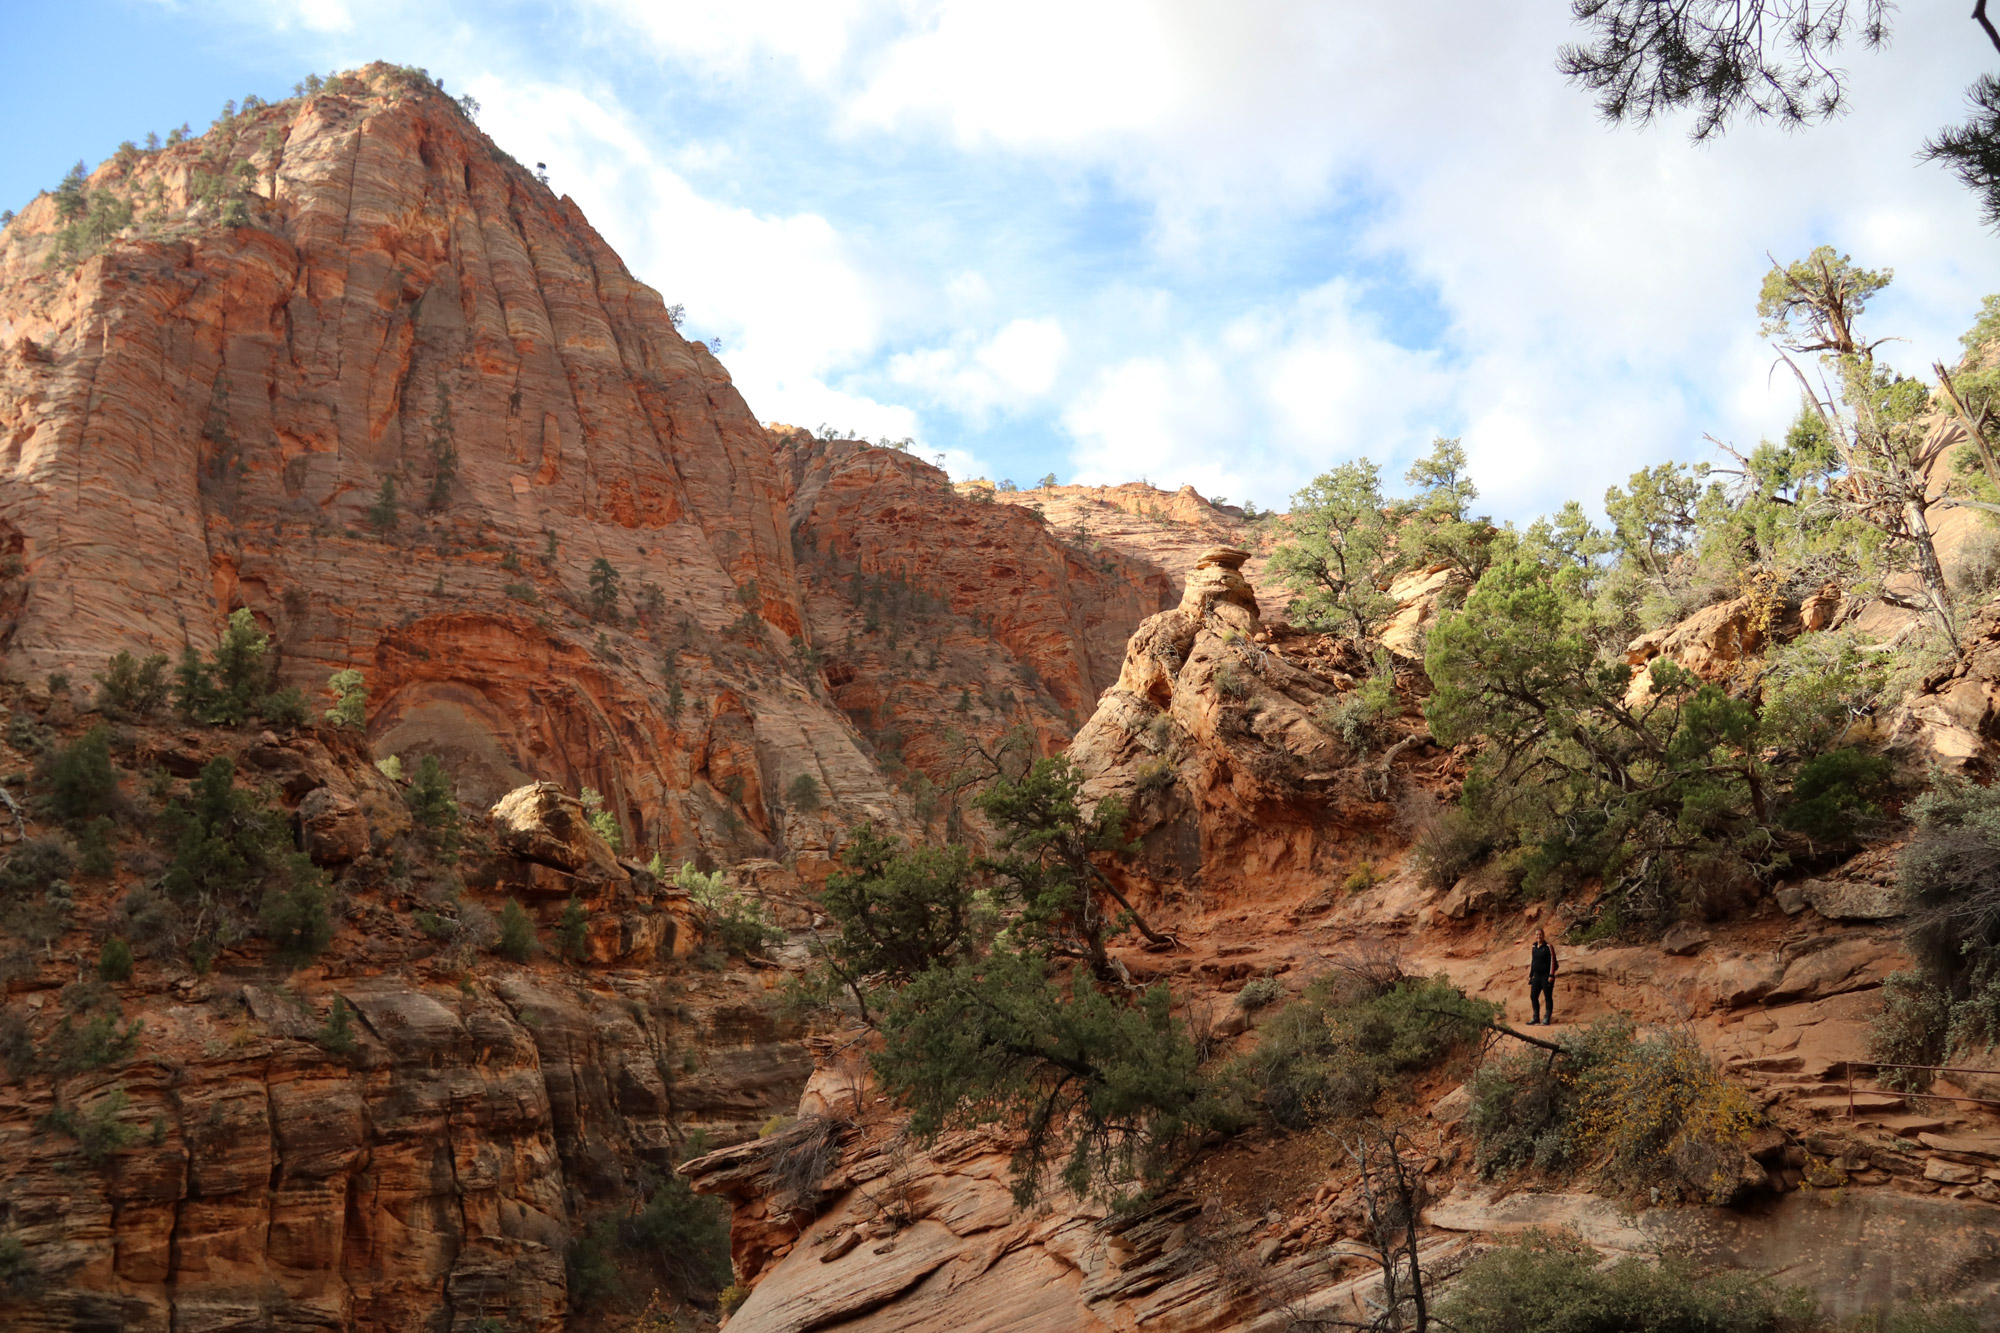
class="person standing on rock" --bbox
[1528,928,1558,1025]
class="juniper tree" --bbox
[1560,0,2000,230]
[1268,459,1402,645]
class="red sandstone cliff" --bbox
[0,67,1180,874]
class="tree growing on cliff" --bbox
[406,755,461,856]
[496,897,537,962]
[973,756,1173,976]
[161,756,327,967]
[425,386,457,512]
[366,476,398,536]
[874,950,1237,1206]
[1758,248,1968,649]
[1269,458,1402,645]
[812,824,983,1020]
[1425,557,1771,920]
[95,651,170,718]
[324,669,367,729]
[587,558,621,620]
[174,610,294,728]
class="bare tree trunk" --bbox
[1902,496,1960,652]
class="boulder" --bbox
[1803,879,1903,922]
[1660,922,1711,956]
[297,787,368,865]
[488,782,622,879]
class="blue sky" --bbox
[6,0,2000,520]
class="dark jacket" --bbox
[1529,940,1557,982]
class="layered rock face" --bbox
[783,435,1176,782]
[0,709,812,1333]
[0,69,1185,874]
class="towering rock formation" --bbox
[0,67,1171,872]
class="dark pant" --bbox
[1530,978,1553,1024]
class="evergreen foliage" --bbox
[555,896,589,962]
[588,558,621,619]
[876,950,1236,1205]
[1238,971,1494,1129]
[1437,1230,1814,1333]
[159,756,325,964]
[37,727,120,827]
[174,610,292,727]
[496,897,537,962]
[324,669,368,729]
[97,936,134,983]
[579,786,620,851]
[405,755,461,855]
[95,651,170,717]
[1875,776,2000,1071]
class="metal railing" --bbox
[1843,1061,2000,1117]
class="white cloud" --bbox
[579,0,877,83]
[1062,280,1450,505]
[888,317,1067,420]
[292,0,353,33]
[166,0,2000,520]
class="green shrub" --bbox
[618,1166,732,1295]
[406,755,461,855]
[260,864,334,965]
[324,669,367,729]
[260,686,309,729]
[566,1223,622,1312]
[1760,630,1887,757]
[1234,976,1283,1010]
[39,1087,141,1164]
[1779,747,1891,848]
[1435,1230,1815,1333]
[1868,971,1952,1091]
[496,897,537,962]
[876,950,1238,1204]
[1314,668,1398,755]
[1236,971,1494,1129]
[0,839,71,902]
[38,726,119,826]
[76,817,117,877]
[48,1011,142,1072]
[1894,774,2000,1057]
[1469,1016,1760,1201]
[1875,1303,1984,1333]
[173,610,294,727]
[580,787,621,852]
[317,996,358,1055]
[98,936,134,983]
[555,896,589,962]
[95,651,170,717]
[787,772,823,812]
[587,557,621,620]
[680,862,778,959]
[0,1233,40,1297]
[1213,660,1251,699]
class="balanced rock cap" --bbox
[1196,547,1251,571]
